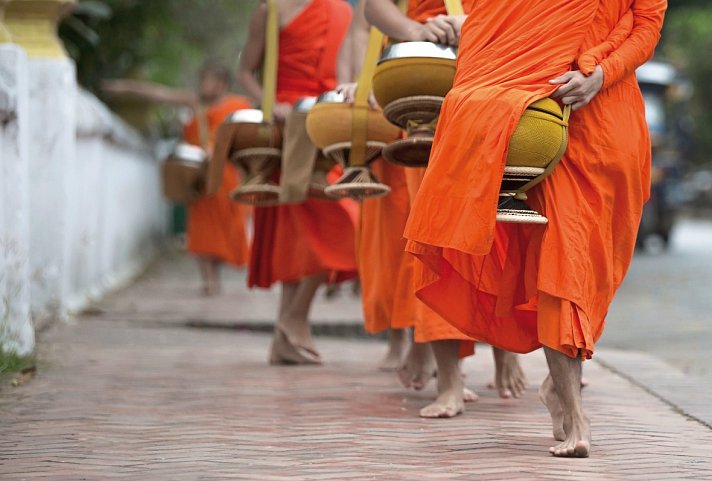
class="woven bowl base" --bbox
[324,183,391,201]
[382,137,433,167]
[496,209,549,225]
[496,196,548,225]
[230,184,281,207]
[383,95,444,131]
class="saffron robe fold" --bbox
[185,95,252,267]
[249,0,357,288]
[358,0,474,355]
[405,0,666,358]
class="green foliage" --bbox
[662,6,712,162]
[0,349,34,374]
[59,0,259,134]
[60,1,258,88]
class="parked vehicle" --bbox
[636,61,689,249]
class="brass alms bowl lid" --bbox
[172,143,208,163]
[315,90,346,104]
[294,96,318,112]
[379,42,457,64]
[224,108,265,124]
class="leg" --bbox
[539,374,566,441]
[196,256,214,296]
[210,259,223,295]
[285,274,327,352]
[270,280,321,365]
[544,347,591,457]
[420,340,468,418]
[490,347,528,398]
[460,360,479,403]
[397,338,436,391]
[379,328,408,371]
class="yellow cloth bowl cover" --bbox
[305,103,401,150]
[507,98,568,169]
[372,57,456,108]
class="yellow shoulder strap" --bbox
[443,0,464,16]
[349,26,385,167]
[262,0,279,123]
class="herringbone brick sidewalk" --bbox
[1,321,711,480]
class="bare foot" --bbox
[543,346,591,458]
[269,326,322,365]
[420,340,470,418]
[397,342,436,391]
[463,387,479,402]
[550,413,591,458]
[419,388,465,418]
[379,329,407,372]
[539,375,565,441]
[491,348,527,398]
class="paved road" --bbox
[603,217,712,379]
[2,323,712,480]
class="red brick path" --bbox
[2,321,711,480]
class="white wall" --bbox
[0,45,169,356]
[0,44,33,357]
[64,90,168,313]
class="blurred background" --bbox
[0,0,710,379]
[56,0,712,379]
[59,0,712,220]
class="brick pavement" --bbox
[2,320,712,480]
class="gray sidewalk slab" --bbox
[88,248,365,334]
[2,320,712,480]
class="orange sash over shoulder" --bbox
[185,95,252,266]
[249,0,357,288]
[405,0,665,358]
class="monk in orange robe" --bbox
[349,0,526,418]
[184,66,252,296]
[405,0,665,456]
[238,0,357,365]
[103,65,252,296]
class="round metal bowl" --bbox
[224,108,264,124]
[171,143,208,164]
[294,96,318,112]
[373,43,458,109]
[316,90,346,104]
[378,42,456,64]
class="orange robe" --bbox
[249,0,357,288]
[405,0,666,359]
[185,95,252,266]
[358,1,475,356]
[359,160,414,333]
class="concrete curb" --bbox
[594,349,712,430]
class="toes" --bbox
[498,388,512,399]
[420,406,446,418]
[574,441,590,458]
[397,368,412,388]
[463,388,479,403]
[550,441,589,458]
[420,405,462,419]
